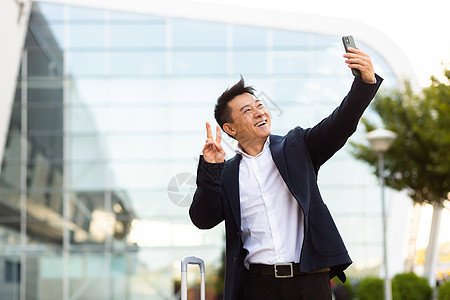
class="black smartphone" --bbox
[342,35,361,77]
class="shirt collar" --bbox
[235,137,270,158]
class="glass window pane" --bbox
[0,191,21,212]
[68,106,100,133]
[27,49,62,76]
[71,163,108,190]
[273,51,309,74]
[172,19,226,48]
[68,6,104,21]
[232,25,267,48]
[110,24,165,48]
[28,86,63,104]
[166,77,228,104]
[27,158,58,190]
[69,52,106,76]
[233,51,267,74]
[68,78,170,104]
[310,34,336,47]
[34,3,64,22]
[28,107,63,131]
[70,135,108,161]
[172,51,226,74]
[273,29,308,47]
[69,24,105,48]
[1,132,22,189]
[107,161,196,189]
[110,52,166,75]
[69,105,210,133]
[47,23,64,48]
[28,24,63,48]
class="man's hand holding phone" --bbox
[342,35,376,84]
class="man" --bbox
[189,47,382,299]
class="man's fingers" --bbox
[204,138,214,149]
[216,125,222,144]
[346,47,364,55]
[215,141,225,154]
[346,59,367,68]
[203,139,215,154]
[344,50,375,83]
[206,122,223,144]
[206,122,213,140]
[345,52,370,61]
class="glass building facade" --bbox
[0,2,397,299]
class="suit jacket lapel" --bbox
[270,134,307,211]
[222,154,242,230]
[270,135,290,186]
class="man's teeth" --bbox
[255,121,266,127]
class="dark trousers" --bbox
[237,271,331,300]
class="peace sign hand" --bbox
[203,122,226,163]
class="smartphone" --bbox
[342,35,361,77]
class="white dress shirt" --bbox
[236,138,305,269]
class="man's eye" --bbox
[244,109,251,113]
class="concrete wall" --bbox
[0,0,32,173]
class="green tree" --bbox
[351,69,449,205]
[438,281,450,300]
[350,68,450,286]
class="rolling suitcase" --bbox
[181,256,205,300]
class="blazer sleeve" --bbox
[189,156,225,229]
[300,74,383,170]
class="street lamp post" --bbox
[366,129,397,300]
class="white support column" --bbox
[0,0,32,172]
[424,202,444,288]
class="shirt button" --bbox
[233,257,237,263]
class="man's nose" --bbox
[254,108,264,117]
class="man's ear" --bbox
[223,123,236,138]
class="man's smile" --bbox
[255,120,267,127]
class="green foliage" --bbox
[356,277,383,300]
[391,272,431,300]
[350,68,450,205]
[438,281,450,300]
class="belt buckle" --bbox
[274,263,293,278]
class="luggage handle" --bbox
[181,256,205,300]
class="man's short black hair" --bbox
[214,76,255,138]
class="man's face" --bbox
[224,93,272,142]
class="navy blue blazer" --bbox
[190,75,383,300]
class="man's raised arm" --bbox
[189,122,226,229]
[302,48,383,169]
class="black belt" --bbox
[249,263,330,278]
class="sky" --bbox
[197,0,450,88]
